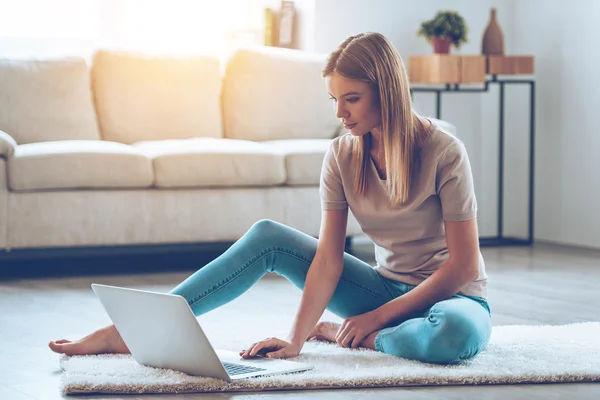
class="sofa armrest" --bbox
[0,130,17,158]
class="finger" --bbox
[248,343,260,356]
[266,348,287,359]
[246,344,262,357]
[335,321,348,341]
[351,332,366,349]
[336,323,352,346]
[341,331,355,348]
[241,343,258,358]
[348,330,362,348]
[335,323,349,343]
[249,339,274,356]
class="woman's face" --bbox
[326,72,381,137]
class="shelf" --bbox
[409,55,534,84]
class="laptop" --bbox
[91,283,313,382]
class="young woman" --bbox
[49,32,490,364]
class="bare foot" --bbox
[48,325,130,356]
[307,321,341,343]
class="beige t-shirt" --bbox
[319,124,487,298]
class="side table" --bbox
[410,76,536,247]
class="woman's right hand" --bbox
[239,337,301,359]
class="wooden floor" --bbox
[1,241,600,399]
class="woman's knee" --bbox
[249,219,313,248]
[250,218,277,231]
[421,306,490,363]
[247,219,287,244]
[246,219,317,262]
[249,219,288,237]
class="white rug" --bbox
[59,322,600,395]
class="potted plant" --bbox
[417,10,468,54]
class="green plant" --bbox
[417,10,468,49]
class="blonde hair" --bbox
[322,32,432,206]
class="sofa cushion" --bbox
[0,58,101,144]
[261,139,331,185]
[133,138,286,188]
[0,130,17,157]
[223,47,341,142]
[9,141,153,191]
[92,51,223,144]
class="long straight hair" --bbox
[322,32,432,206]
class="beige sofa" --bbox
[0,46,455,260]
[0,46,367,257]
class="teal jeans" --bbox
[170,219,492,364]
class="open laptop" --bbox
[91,283,313,382]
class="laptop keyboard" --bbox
[222,362,267,376]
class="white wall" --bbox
[0,0,118,60]
[511,0,600,248]
[293,0,316,52]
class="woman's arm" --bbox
[375,218,481,326]
[242,208,349,359]
[285,257,343,347]
[286,208,348,348]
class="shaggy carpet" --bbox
[59,322,600,395]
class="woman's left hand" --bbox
[335,310,385,349]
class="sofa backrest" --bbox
[0,58,100,144]
[91,51,223,144]
[223,46,340,142]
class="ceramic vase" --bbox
[482,8,505,55]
